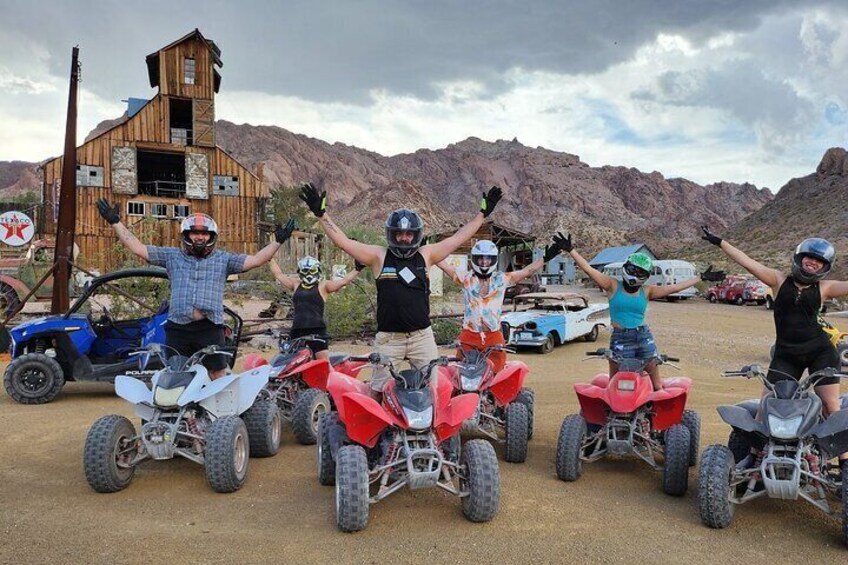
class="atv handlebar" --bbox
[721,364,848,393]
[583,348,679,365]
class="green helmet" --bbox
[622,252,653,286]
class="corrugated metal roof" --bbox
[588,244,652,266]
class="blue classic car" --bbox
[500,292,610,354]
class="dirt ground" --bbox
[2,289,847,563]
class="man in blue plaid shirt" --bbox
[97,199,295,379]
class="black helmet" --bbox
[385,209,424,259]
[791,237,835,284]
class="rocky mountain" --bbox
[2,119,775,257]
[0,161,40,198]
[679,147,848,280]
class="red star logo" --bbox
[1,219,29,240]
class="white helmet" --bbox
[297,256,322,287]
[180,213,218,258]
[470,240,498,277]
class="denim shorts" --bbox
[610,326,657,360]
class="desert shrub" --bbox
[431,317,461,345]
[326,282,376,338]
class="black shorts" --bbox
[165,319,228,372]
[768,340,839,386]
[290,327,330,354]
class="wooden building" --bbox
[40,29,269,268]
[430,219,537,270]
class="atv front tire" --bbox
[242,400,282,458]
[292,388,330,445]
[84,415,138,493]
[556,414,586,481]
[205,416,249,493]
[504,402,529,463]
[698,444,735,528]
[460,439,500,522]
[662,424,690,496]
[336,445,370,532]
[317,412,339,486]
[4,353,64,404]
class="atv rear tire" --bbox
[514,388,535,440]
[4,353,65,404]
[698,444,735,528]
[838,342,848,370]
[460,439,500,522]
[242,400,282,458]
[727,430,749,463]
[336,445,369,532]
[556,414,586,481]
[504,402,529,463]
[661,424,690,496]
[317,412,339,486]
[205,416,249,493]
[83,414,138,493]
[841,461,848,548]
[292,388,330,445]
[681,410,701,467]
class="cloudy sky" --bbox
[1,0,847,191]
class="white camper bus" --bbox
[602,259,698,300]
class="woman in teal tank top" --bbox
[557,234,723,390]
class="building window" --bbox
[127,201,146,216]
[150,203,168,218]
[75,164,104,187]
[184,58,196,85]
[213,175,239,196]
[173,204,190,219]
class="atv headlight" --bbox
[767,414,803,439]
[403,406,433,430]
[154,386,185,408]
[461,375,482,392]
[617,379,636,391]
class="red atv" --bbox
[318,354,501,532]
[556,348,700,496]
[244,332,365,445]
[445,346,534,463]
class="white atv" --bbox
[83,344,282,493]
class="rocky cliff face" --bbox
[2,119,775,257]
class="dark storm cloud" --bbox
[2,0,834,104]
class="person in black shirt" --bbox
[300,183,502,397]
[269,256,363,359]
[703,227,848,463]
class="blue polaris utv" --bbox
[3,268,242,404]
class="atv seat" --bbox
[661,377,692,391]
[329,353,350,366]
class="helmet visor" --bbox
[623,263,650,281]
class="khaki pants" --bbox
[371,327,439,391]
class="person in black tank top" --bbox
[703,228,848,434]
[269,256,363,359]
[300,182,504,397]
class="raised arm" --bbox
[268,259,299,292]
[822,279,848,300]
[647,265,726,300]
[506,238,565,284]
[322,262,363,294]
[421,186,503,266]
[97,199,149,261]
[701,226,781,289]
[300,184,384,269]
[243,218,296,271]
[436,259,460,283]
[558,232,616,293]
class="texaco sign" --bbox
[0,211,35,247]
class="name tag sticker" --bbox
[399,267,416,284]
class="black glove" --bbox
[552,231,573,253]
[274,218,296,244]
[96,198,120,225]
[480,186,503,217]
[543,245,560,263]
[700,265,726,282]
[354,259,367,271]
[701,225,723,247]
[299,183,327,217]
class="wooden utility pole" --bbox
[51,46,80,314]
